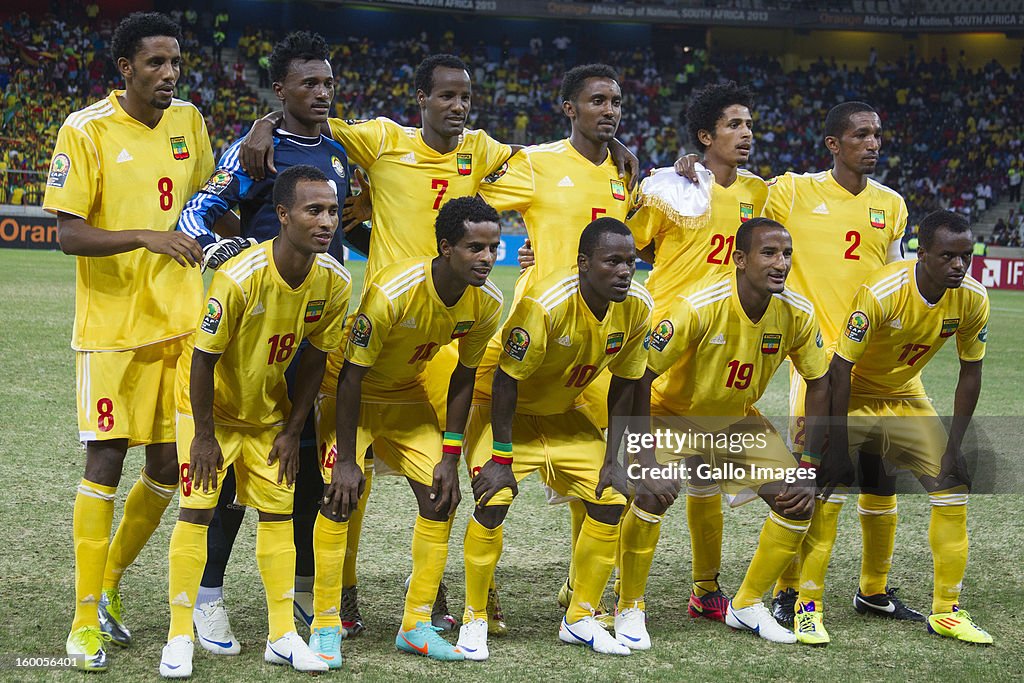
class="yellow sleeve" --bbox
[834,286,888,364]
[609,301,653,380]
[307,277,352,353]
[890,195,909,246]
[458,298,503,369]
[42,124,98,218]
[956,294,989,362]
[192,115,215,193]
[344,281,396,367]
[480,131,514,176]
[327,117,386,170]
[645,297,704,377]
[497,297,549,381]
[787,310,829,381]
[763,173,794,224]
[193,272,246,355]
[626,200,662,251]
[478,151,534,213]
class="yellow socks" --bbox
[686,484,723,597]
[167,520,208,640]
[463,516,503,622]
[256,520,297,641]
[566,498,586,590]
[617,503,663,610]
[72,479,117,632]
[311,513,349,629]
[403,516,452,631]
[104,470,175,590]
[733,511,810,609]
[566,515,619,623]
[343,464,372,588]
[929,492,969,613]
[796,498,844,609]
[858,493,897,596]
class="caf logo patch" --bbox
[605,332,624,354]
[650,320,674,352]
[761,333,782,354]
[845,310,869,342]
[939,318,960,338]
[47,153,71,188]
[202,170,233,195]
[457,153,472,176]
[979,323,988,343]
[331,156,346,179]
[170,136,190,160]
[503,327,530,361]
[200,298,223,334]
[350,313,372,348]
[484,162,508,183]
[305,299,326,323]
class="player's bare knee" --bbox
[179,507,215,525]
[144,442,179,486]
[584,501,624,526]
[258,511,292,522]
[473,504,509,529]
[634,492,671,517]
[84,440,129,486]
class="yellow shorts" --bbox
[651,412,804,506]
[466,404,626,507]
[76,337,185,446]
[422,343,459,429]
[315,393,440,487]
[846,396,946,480]
[176,413,293,514]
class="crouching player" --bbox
[315,196,504,664]
[626,217,829,646]
[461,218,653,659]
[823,209,992,644]
[159,166,352,677]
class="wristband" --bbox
[491,440,513,465]
[798,451,821,470]
[442,431,463,459]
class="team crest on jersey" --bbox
[650,320,674,352]
[350,313,372,347]
[845,310,869,342]
[605,332,624,354]
[761,333,782,354]
[202,170,233,195]
[504,327,530,361]
[869,208,886,229]
[815,330,824,348]
[457,153,473,176]
[451,320,474,338]
[47,153,71,188]
[610,179,627,201]
[740,203,754,222]
[331,156,346,179]
[940,318,960,338]
[305,299,326,323]
[979,323,988,343]
[484,162,508,183]
[200,298,223,334]
[170,136,190,160]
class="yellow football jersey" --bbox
[478,139,636,298]
[765,170,906,345]
[631,169,768,312]
[43,92,214,351]
[176,241,352,427]
[835,260,989,399]
[648,274,828,423]
[343,257,503,403]
[477,269,652,417]
[327,117,511,287]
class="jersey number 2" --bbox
[844,231,861,260]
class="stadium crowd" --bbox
[3,8,1024,233]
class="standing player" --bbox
[764,102,918,644]
[629,81,768,623]
[316,196,503,663]
[159,165,352,677]
[42,13,213,671]
[624,218,829,647]
[458,218,652,660]
[823,210,992,644]
[175,31,367,654]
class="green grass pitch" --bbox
[1,249,1022,681]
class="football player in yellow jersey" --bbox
[629,81,769,625]
[41,13,215,671]
[624,218,829,647]
[822,210,992,645]
[459,218,652,659]
[316,196,503,663]
[160,166,352,678]
[763,102,919,640]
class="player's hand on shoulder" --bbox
[517,238,534,271]
[202,236,257,272]
[430,456,462,517]
[596,459,629,500]
[673,153,701,183]
[239,117,278,180]
[142,231,203,267]
[323,458,366,520]
[341,169,372,233]
[472,459,519,506]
